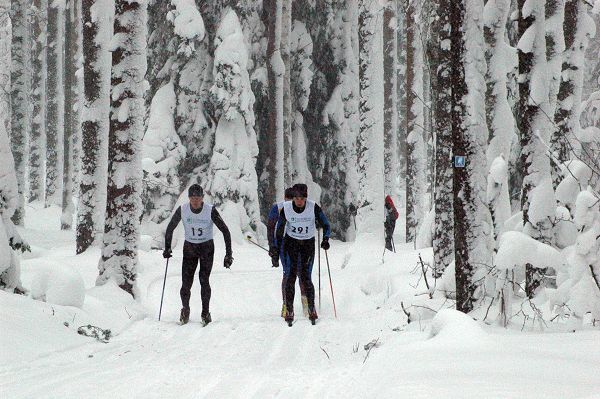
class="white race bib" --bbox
[181,203,213,244]
[284,200,316,240]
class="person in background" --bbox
[384,195,399,252]
[163,184,233,326]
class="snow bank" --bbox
[31,264,86,308]
[428,308,487,343]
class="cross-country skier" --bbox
[384,195,399,251]
[267,187,308,318]
[276,183,331,326]
[163,184,233,325]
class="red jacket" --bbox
[385,195,399,220]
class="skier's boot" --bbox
[281,303,287,318]
[201,311,212,326]
[285,310,294,327]
[301,295,309,317]
[180,307,190,325]
[308,306,318,325]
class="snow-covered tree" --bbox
[383,2,398,198]
[281,0,293,185]
[484,0,517,246]
[77,0,112,254]
[62,0,78,230]
[0,111,28,293]
[432,0,454,277]
[396,2,407,178]
[206,9,264,239]
[405,0,427,244]
[45,0,65,208]
[545,0,565,117]
[554,0,595,170]
[142,82,185,227]
[265,0,285,206]
[10,0,30,225]
[0,0,10,137]
[517,0,557,297]
[97,0,147,297]
[29,0,48,204]
[295,0,358,240]
[356,0,384,240]
[453,0,491,313]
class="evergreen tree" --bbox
[383,2,398,198]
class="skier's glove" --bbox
[224,254,234,269]
[271,255,279,268]
[268,246,278,258]
[320,238,330,251]
[163,248,172,259]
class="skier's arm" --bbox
[314,204,331,239]
[267,204,279,249]
[275,209,287,249]
[212,208,232,256]
[164,206,182,250]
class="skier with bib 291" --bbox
[163,184,233,325]
[275,183,331,326]
[267,187,309,318]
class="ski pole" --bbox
[245,235,269,252]
[324,249,337,318]
[158,258,170,321]
[392,236,396,253]
[381,245,386,264]
[318,229,321,310]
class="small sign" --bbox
[454,156,466,168]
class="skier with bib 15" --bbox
[163,184,233,325]
[276,183,331,326]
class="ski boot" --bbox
[301,296,309,317]
[285,310,294,327]
[180,307,190,325]
[201,311,212,326]
[308,307,318,325]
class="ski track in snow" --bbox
[2,206,600,398]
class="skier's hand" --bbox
[268,246,278,258]
[271,255,279,268]
[320,238,330,251]
[163,248,172,259]
[224,254,234,269]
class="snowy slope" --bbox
[1,204,600,399]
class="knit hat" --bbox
[292,183,308,198]
[188,184,204,197]
[284,187,294,200]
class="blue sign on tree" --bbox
[454,156,466,168]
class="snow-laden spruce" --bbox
[0,115,27,293]
[206,9,264,241]
[142,82,185,233]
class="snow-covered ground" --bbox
[1,204,600,399]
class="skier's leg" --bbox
[299,240,316,319]
[198,240,215,316]
[180,242,199,310]
[280,249,288,317]
[284,242,298,320]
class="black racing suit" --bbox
[275,202,331,319]
[164,205,232,314]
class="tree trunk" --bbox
[10,0,30,225]
[432,0,455,278]
[77,0,111,254]
[383,4,398,198]
[29,0,48,204]
[98,0,146,297]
